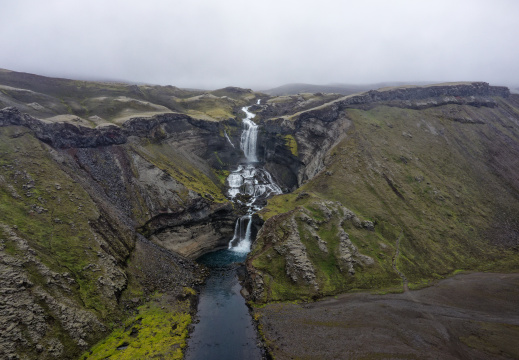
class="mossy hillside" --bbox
[0,127,143,359]
[131,140,228,203]
[210,87,258,101]
[266,92,340,106]
[0,127,131,316]
[251,199,402,302]
[178,88,261,121]
[213,169,230,185]
[254,102,519,300]
[0,69,267,124]
[179,95,237,121]
[81,297,192,360]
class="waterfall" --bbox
[224,130,235,148]
[228,215,253,252]
[240,107,258,163]
[227,104,281,252]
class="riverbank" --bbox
[254,272,519,359]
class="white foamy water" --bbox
[224,130,235,148]
[227,105,282,252]
[228,215,253,253]
[240,107,259,163]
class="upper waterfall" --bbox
[240,107,259,163]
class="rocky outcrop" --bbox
[298,82,509,122]
[256,82,511,188]
[0,108,243,168]
[246,201,374,302]
[0,225,106,359]
[273,217,318,289]
[53,142,237,260]
[144,200,235,259]
[260,111,351,186]
[0,107,126,148]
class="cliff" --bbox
[0,106,244,358]
[246,84,519,303]
[1,75,518,359]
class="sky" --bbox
[0,0,518,89]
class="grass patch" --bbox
[81,301,191,360]
[284,135,298,156]
[131,140,228,203]
[0,127,124,317]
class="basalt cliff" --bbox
[1,69,518,359]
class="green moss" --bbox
[182,287,196,296]
[213,169,230,185]
[81,302,191,360]
[131,141,228,203]
[0,127,119,316]
[284,135,298,156]
[213,151,223,165]
[253,101,519,302]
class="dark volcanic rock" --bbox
[0,107,126,148]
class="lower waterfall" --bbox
[185,102,280,360]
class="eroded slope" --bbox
[247,85,519,302]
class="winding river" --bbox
[185,101,281,360]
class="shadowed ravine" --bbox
[185,102,279,359]
[184,251,262,360]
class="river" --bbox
[185,101,280,360]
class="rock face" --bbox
[248,84,519,308]
[0,107,127,148]
[145,200,236,259]
[246,201,375,302]
[0,80,517,358]
[0,225,106,359]
[0,108,237,358]
[0,107,243,170]
[256,82,509,189]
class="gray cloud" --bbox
[1,0,518,89]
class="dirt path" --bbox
[256,272,519,360]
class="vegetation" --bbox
[252,101,519,301]
[81,299,192,360]
[0,127,125,316]
[131,140,228,203]
[0,69,263,124]
[283,135,298,156]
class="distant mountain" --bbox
[260,81,433,96]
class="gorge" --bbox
[1,69,519,359]
[185,103,280,359]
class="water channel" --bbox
[185,101,281,360]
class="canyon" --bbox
[1,69,519,359]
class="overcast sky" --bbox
[1,0,518,89]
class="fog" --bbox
[1,0,518,89]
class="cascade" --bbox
[185,101,278,360]
[227,103,282,252]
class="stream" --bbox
[185,101,281,360]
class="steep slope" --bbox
[2,74,519,359]
[246,83,519,302]
[0,101,248,358]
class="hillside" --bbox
[0,69,260,123]
[1,70,518,359]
